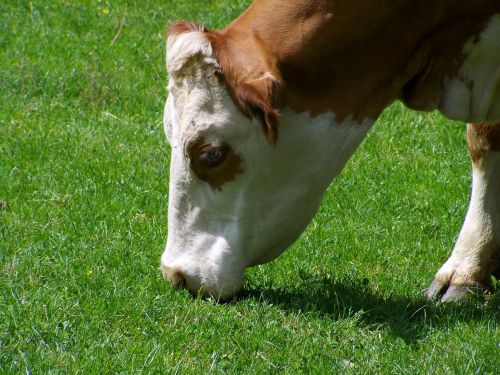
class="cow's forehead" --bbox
[170,87,261,154]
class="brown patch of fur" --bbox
[188,139,243,190]
[211,0,499,122]
[467,123,500,163]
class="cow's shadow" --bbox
[238,273,499,344]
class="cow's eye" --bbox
[198,144,228,167]
[188,140,242,189]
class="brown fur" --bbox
[169,0,500,141]
[467,123,500,163]
[212,0,499,123]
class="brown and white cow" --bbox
[161,0,500,301]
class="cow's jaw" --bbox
[161,86,373,299]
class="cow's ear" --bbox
[232,75,282,146]
[206,31,283,145]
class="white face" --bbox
[161,30,372,299]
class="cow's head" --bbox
[161,22,370,299]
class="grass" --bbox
[0,0,498,373]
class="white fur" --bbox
[434,150,500,286]
[166,30,216,76]
[439,14,500,122]
[161,31,373,297]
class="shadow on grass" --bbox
[238,273,499,344]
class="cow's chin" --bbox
[248,226,311,267]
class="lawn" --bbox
[1,1,498,373]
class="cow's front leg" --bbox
[427,123,500,302]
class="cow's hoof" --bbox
[426,278,488,303]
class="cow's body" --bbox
[162,0,500,301]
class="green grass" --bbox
[1,1,498,373]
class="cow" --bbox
[161,0,500,302]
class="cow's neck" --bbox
[214,0,500,123]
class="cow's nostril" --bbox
[171,270,186,287]
[161,266,186,288]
